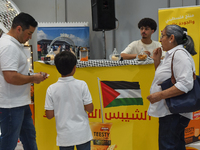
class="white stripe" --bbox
[116,89,142,98]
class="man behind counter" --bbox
[121,18,164,60]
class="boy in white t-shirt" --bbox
[45,51,94,150]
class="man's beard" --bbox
[142,36,147,39]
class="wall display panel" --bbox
[37,22,89,60]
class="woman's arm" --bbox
[147,85,184,104]
[147,50,194,104]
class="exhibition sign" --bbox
[158,6,200,74]
[37,22,89,60]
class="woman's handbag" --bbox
[160,49,200,113]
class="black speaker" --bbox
[91,0,116,31]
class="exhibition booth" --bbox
[32,5,200,150]
[0,1,198,149]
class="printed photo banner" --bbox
[37,22,89,60]
[158,6,200,74]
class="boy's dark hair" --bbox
[12,12,38,31]
[138,18,157,31]
[54,51,77,76]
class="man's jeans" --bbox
[159,114,190,150]
[59,141,91,150]
[0,105,37,150]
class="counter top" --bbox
[40,57,154,68]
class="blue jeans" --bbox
[159,114,190,150]
[59,141,91,150]
[0,105,37,150]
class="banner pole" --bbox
[97,77,104,123]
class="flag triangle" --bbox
[100,81,120,108]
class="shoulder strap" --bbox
[171,49,196,84]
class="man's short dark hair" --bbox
[12,12,38,31]
[138,18,157,31]
[54,51,77,76]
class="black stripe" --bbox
[101,81,140,89]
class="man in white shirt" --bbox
[121,18,164,60]
[0,12,48,150]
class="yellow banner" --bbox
[158,6,200,74]
[34,62,158,150]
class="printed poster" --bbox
[37,23,89,60]
[158,6,200,74]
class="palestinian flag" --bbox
[100,81,143,108]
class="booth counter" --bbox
[34,59,200,150]
[34,59,159,150]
